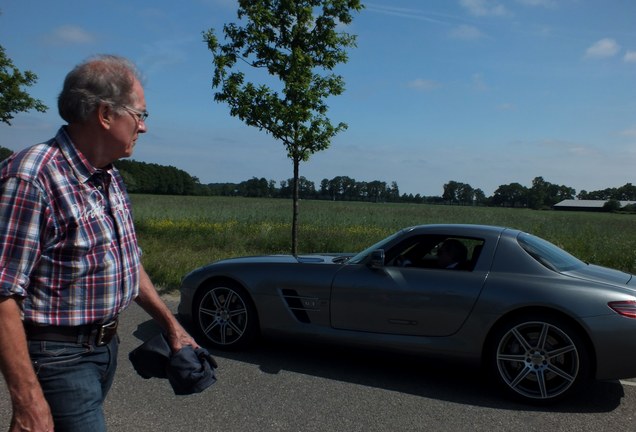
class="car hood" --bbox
[214,254,353,265]
[564,263,634,286]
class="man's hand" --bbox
[166,322,200,353]
[10,395,54,432]
[135,265,199,353]
[1,297,54,432]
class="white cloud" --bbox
[460,0,510,17]
[498,103,515,111]
[365,3,461,25]
[449,25,484,40]
[48,25,95,45]
[624,50,636,63]
[584,38,620,59]
[408,79,441,91]
[535,139,599,158]
[200,0,238,9]
[620,127,636,138]
[139,38,192,76]
[515,0,557,7]
[472,73,489,91]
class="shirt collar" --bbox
[55,127,112,184]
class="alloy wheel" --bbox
[495,320,580,401]
[198,286,250,347]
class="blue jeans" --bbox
[28,336,119,432]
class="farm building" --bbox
[553,200,636,211]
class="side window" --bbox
[387,235,441,268]
[389,235,484,271]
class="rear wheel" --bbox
[194,282,258,350]
[488,314,591,403]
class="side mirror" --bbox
[369,249,385,267]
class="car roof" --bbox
[403,224,517,238]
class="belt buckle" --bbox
[96,319,118,346]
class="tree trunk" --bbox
[291,156,300,256]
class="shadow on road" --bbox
[132,317,625,415]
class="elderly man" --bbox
[0,55,197,432]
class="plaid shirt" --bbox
[0,128,141,326]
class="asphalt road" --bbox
[2,294,636,432]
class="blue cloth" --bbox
[129,333,217,395]
[29,337,118,432]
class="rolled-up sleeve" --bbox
[0,177,46,299]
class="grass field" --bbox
[130,194,636,292]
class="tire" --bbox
[194,282,259,350]
[488,314,591,404]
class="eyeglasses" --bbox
[121,105,149,123]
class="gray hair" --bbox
[58,55,142,123]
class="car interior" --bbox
[387,235,484,271]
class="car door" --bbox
[330,236,489,337]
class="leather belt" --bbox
[24,318,119,346]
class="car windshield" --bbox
[517,232,584,272]
[347,230,404,264]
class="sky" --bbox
[0,0,635,197]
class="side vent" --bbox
[281,289,319,323]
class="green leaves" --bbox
[204,0,362,155]
[0,45,48,125]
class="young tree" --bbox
[0,45,47,125]
[204,0,363,255]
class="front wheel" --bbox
[194,282,258,350]
[488,315,591,403]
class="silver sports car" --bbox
[178,224,636,403]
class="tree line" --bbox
[204,175,401,202]
[1,148,635,209]
[114,162,636,210]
